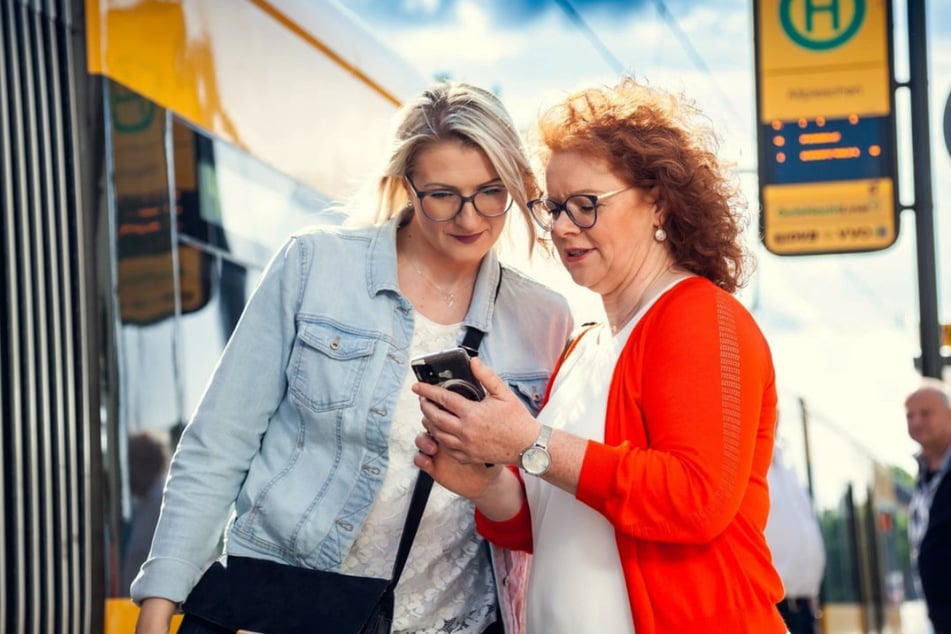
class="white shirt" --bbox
[764,445,826,598]
[522,277,687,633]
[525,320,636,634]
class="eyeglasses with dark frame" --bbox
[406,175,514,222]
[528,186,635,231]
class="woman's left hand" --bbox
[413,357,539,467]
[414,431,504,499]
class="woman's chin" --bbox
[565,269,595,291]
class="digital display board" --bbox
[754,0,898,255]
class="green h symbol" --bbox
[804,0,840,32]
[780,0,864,50]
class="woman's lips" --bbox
[562,246,593,263]
[452,233,483,245]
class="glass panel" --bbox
[183,125,345,268]
[111,80,177,327]
[105,80,180,598]
[117,430,172,597]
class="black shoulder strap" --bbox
[459,263,502,358]
[459,326,485,358]
[387,264,502,587]
[389,471,433,583]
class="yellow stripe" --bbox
[247,0,401,107]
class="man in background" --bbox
[765,440,826,634]
[905,378,951,634]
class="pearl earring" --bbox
[653,226,667,242]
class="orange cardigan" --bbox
[477,277,786,633]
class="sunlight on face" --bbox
[905,389,951,455]
[544,150,660,297]
[404,139,509,267]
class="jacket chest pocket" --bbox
[289,321,376,413]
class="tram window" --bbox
[119,430,171,594]
[179,118,345,270]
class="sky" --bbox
[341,0,951,474]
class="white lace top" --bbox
[338,314,496,634]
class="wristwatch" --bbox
[519,425,553,476]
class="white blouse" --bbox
[339,314,496,634]
[524,319,636,634]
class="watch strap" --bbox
[533,424,553,450]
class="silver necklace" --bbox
[411,259,461,307]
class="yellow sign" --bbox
[762,178,895,253]
[758,0,891,119]
[755,0,898,255]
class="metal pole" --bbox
[908,0,942,378]
[798,397,816,502]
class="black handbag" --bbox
[182,467,434,634]
[182,324,491,634]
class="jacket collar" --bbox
[366,214,501,335]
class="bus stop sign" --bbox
[754,0,898,255]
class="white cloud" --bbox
[387,3,525,66]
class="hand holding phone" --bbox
[411,347,485,401]
[412,347,496,467]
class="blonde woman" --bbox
[132,82,573,634]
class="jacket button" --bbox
[330,338,341,350]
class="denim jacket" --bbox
[131,216,573,629]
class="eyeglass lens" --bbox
[532,195,599,230]
[419,186,511,221]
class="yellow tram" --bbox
[1,1,424,631]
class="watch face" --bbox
[521,446,551,475]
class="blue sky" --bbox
[341,0,951,473]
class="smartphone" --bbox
[411,347,486,401]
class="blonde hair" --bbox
[370,81,540,252]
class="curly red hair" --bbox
[532,77,750,292]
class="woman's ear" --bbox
[402,176,415,205]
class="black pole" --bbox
[798,397,816,502]
[908,0,942,378]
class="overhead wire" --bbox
[553,0,749,158]
[649,0,745,122]
[550,0,627,76]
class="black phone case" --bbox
[410,347,485,401]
